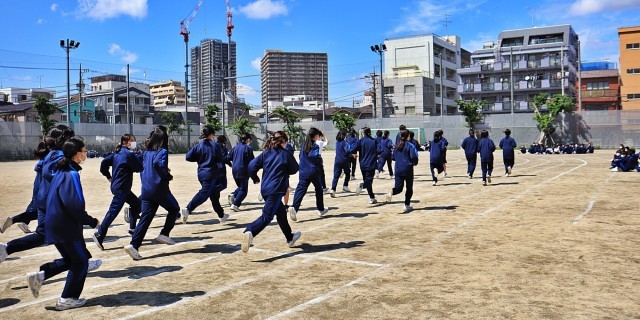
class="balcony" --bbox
[582,89,618,98]
[481,83,494,91]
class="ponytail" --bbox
[55,137,85,170]
[264,131,288,150]
[396,130,409,151]
[33,141,50,159]
[115,133,134,152]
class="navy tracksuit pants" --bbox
[245,193,294,242]
[131,193,180,249]
[360,168,375,198]
[350,157,357,177]
[392,173,414,206]
[430,163,444,183]
[503,157,514,173]
[39,240,90,299]
[232,177,249,207]
[11,199,38,224]
[377,155,393,176]
[292,175,325,212]
[466,155,477,177]
[97,191,141,240]
[481,160,494,182]
[187,179,224,217]
[331,161,350,191]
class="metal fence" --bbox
[2,110,640,161]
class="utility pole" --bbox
[321,64,325,128]
[127,64,132,133]
[510,46,514,116]
[561,46,565,95]
[440,53,444,116]
[577,40,582,111]
[370,67,377,118]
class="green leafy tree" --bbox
[204,104,222,132]
[227,118,256,138]
[33,96,58,138]
[331,111,356,132]
[456,98,485,129]
[160,112,193,152]
[531,93,574,146]
[271,106,305,148]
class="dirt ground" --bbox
[0,149,639,319]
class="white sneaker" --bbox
[610,167,619,172]
[16,222,32,234]
[507,166,512,175]
[342,186,351,193]
[55,297,87,311]
[288,207,297,222]
[330,190,336,198]
[323,187,330,194]
[288,231,301,248]
[258,193,264,202]
[433,181,437,186]
[27,271,44,298]
[0,217,13,233]
[389,175,394,179]
[124,245,142,260]
[318,208,329,217]
[230,204,240,212]
[468,174,473,179]
[350,175,356,181]
[505,173,510,177]
[154,234,175,245]
[181,208,190,224]
[355,183,363,196]
[88,259,102,272]
[369,198,377,204]
[483,181,487,186]
[385,188,393,202]
[375,172,380,179]
[123,206,131,224]
[487,176,492,183]
[241,231,253,253]
[228,193,234,206]
[220,213,230,224]
[403,205,414,213]
[0,242,7,263]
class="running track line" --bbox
[571,171,615,224]
[266,157,589,320]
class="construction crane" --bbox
[179,0,203,147]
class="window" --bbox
[501,37,524,47]
[627,43,640,49]
[383,86,394,95]
[404,85,415,94]
[405,106,416,114]
[529,33,564,45]
[629,93,640,100]
[628,68,640,74]
[586,82,610,90]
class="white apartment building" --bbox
[150,80,186,107]
[0,87,56,103]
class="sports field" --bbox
[1,150,639,319]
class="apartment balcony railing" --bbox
[481,83,494,91]
[582,89,618,98]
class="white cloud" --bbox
[391,0,486,35]
[237,83,258,97]
[37,18,46,24]
[109,43,139,64]
[569,0,640,16]
[463,32,494,51]
[250,57,262,71]
[239,0,288,19]
[120,66,142,74]
[50,3,58,11]
[76,0,148,21]
[14,75,33,82]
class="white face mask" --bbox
[129,141,137,149]
[79,152,87,164]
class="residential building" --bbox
[89,74,149,93]
[577,62,620,111]
[457,25,579,112]
[150,80,186,107]
[618,26,640,110]
[190,39,237,105]
[0,101,62,122]
[261,50,328,109]
[0,87,56,104]
[383,34,462,116]
[56,97,96,123]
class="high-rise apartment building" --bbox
[457,25,579,112]
[261,50,328,109]
[190,39,237,105]
[383,34,462,116]
[618,26,640,110]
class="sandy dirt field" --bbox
[0,149,639,319]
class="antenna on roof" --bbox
[527,7,535,27]
[441,14,452,36]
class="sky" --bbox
[1,0,639,108]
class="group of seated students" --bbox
[520,143,595,155]
[610,144,640,172]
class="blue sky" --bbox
[1,0,639,107]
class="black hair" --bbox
[383,130,390,138]
[336,130,346,142]
[55,137,85,170]
[145,127,168,151]
[480,130,489,138]
[363,127,371,137]
[409,131,415,139]
[304,127,322,153]
[469,129,475,136]
[376,130,383,137]
[350,129,357,136]
[241,133,252,142]
[115,133,135,152]
[46,124,75,150]
[33,141,50,159]
[216,135,227,146]
[264,131,288,150]
[396,130,409,151]
[504,129,511,136]
[200,125,215,140]
[433,130,441,142]
[399,125,406,131]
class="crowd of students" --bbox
[0,123,624,310]
[610,144,640,172]
[520,143,595,155]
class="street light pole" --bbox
[371,43,387,118]
[60,38,80,127]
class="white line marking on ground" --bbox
[571,172,615,224]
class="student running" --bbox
[385,130,419,212]
[427,130,446,186]
[289,127,329,221]
[461,129,479,179]
[499,129,517,176]
[478,130,496,186]
[330,130,352,197]
[227,133,258,211]
[349,127,380,203]
[376,130,394,179]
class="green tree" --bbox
[271,106,305,148]
[456,98,485,129]
[227,104,255,138]
[33,96,58,139]
[204,104,222,132]
[531,93,574,146]
[331,111,356,132]
[160,112,187,135]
